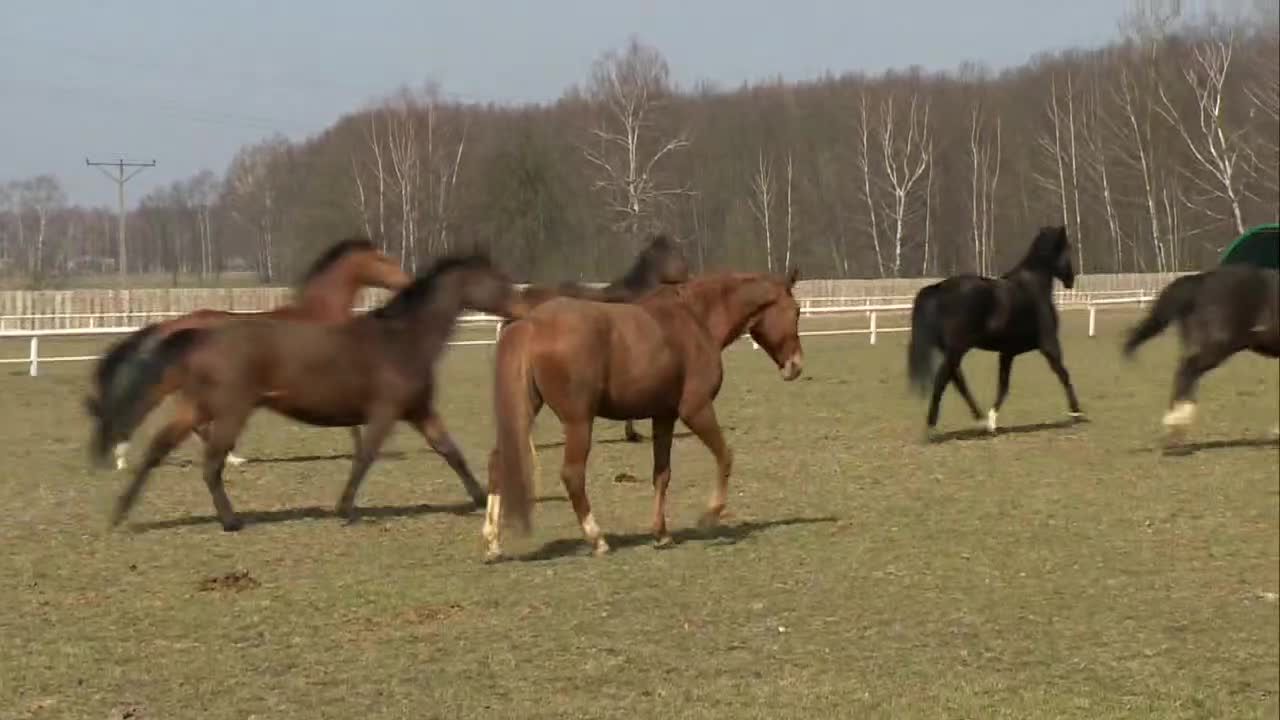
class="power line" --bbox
[86,158,156,280]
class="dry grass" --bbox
[0,313,1276,719]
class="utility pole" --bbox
[86,157,155,279]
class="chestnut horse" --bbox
[91,253,529,531]
[86,237,409,469]
[511,233,691,443]
[482,268,804,562]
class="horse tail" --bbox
[90,327,207,468]
[907,284,943,395]
[1123,273,1206,357]
[493,320,537,533]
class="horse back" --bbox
[927,274,1041,352]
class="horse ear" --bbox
[786,267,800,289]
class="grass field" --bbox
[1,312,1277,720]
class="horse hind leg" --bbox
[560,419,608,556]
[987,352,1015,434]
[650,416,677,547]
[415,411,486,508]
[1163,349,1226,437]
[114,442,130,471]
[623,420,643,443]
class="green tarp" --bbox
[1220,223,1279,269]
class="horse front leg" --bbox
[681,404,733,528]
[111,401,200,528]
[1038,338,1084,419]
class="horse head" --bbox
[746,267,804,381]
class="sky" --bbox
[1,0,1132,208]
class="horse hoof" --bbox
[225,454,247,467]
[697,511,723,530]
[483,549,504,564]
[922,427,939,444]
[986,409,999,434]
[221,518,244,532]
[592,541,612,557]
[653,534,674,549]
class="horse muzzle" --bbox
[780,353,803,381]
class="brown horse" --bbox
[86,237,409,470]
[510,233,691,443]
[481,268,804,562]
[91,253,529,531]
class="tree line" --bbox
[2,1,1276,288]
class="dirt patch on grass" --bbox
[196,569,260,593]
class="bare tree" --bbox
[784,152,795,272]
[854,91,886,276]
[878,93,931,277]
[582,37,691,245]
[225,136,288,282]
[749,149,775,271]
[1157,34,1248,235]
[969,103,1002,275]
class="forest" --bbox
[2,2,1277,287]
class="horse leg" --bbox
[924,357,957,440]
[114,441,130,471]
[198,410,250,532]
[650,416,677,547]
[682,404,733,528]
[987,352,1015,433]
[415,412,486,509]
[560,419,607,556]
[193,423,247,467]
[1039,342,1084,419]
[1163,349,1226,435]
[949,363,984,426]
[349,426,363,458]
[111,400,200,528]
[482,449,505,562]
[335,412,397,522]
[624,420,643,443]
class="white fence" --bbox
[0,290,1152,377]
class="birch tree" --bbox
[582,37,691,245]
[1156,35,1248,235]
[878,93,931,277]
[749,149,775,271]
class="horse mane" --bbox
[610,234,681,291]
[369,252,493,319]
[1005,225,1067,277]
[297,237,378,287]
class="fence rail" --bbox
[0,293,1153,377]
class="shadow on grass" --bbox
[128,494,569,533]
[534,427,735,451]
[928,417,1086,445]
[240,451,408,465]
[1157,436,1279,457]
[509,515,839,563]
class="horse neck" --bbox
[1005,265,1055,297]
[682,275,771,348]
[296,270,365,320]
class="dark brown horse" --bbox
[906,226,1083,440]
[1123,263,1280,439]
[91,253,529,531]
[481,268,804,562]
[86,237,410,470]
[510,233,691,443]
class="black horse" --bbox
[907,225,1084,439]
[511,233,691,442]
[1123,263,1279,438]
